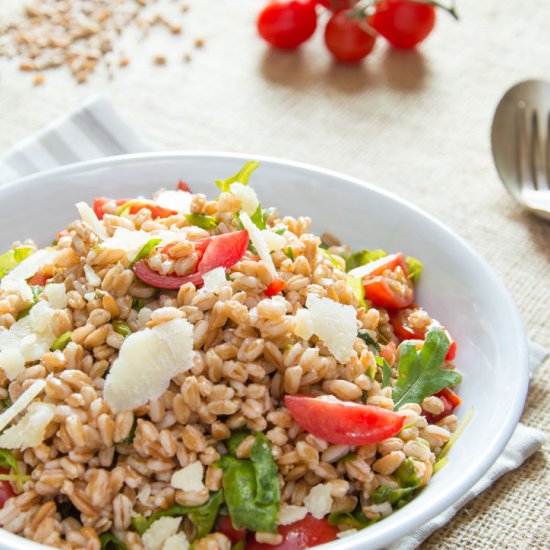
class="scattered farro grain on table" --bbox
[0,161,463,549]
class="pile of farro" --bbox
[0,162,463,550]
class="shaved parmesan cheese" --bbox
[294,308,314,340]
[0,279,33,305]
[0,379,46,432]
[304,483,333,520]
[202,267,228,294]
[104,318,194,412]
[142,517,182,550]
[137,307,153,330]
[240,212,277,278]
[162,533,189,550]
[30,300,54,332]
[262,230,286,252]
[101,228,155,261]
[304,295,357,363]
[76,202,108,241]
[0,348,25,381]
[170,462,205,492]
[278,505,308,525]
[83,264,101,287]
[230,182,259,216]
[347,255,390,279]
[1,249,58,286]
[155,190,193,214]
[0,402,55,450]
[44,283,67,309]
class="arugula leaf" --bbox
[186,213,219,230]
[132,490,224,539]
[371,484,417,505]
[328,506,377,529]
[358,329,381,353]
[250,206,276,230]
[405,256,423,283]
[0,247,35,278]
[226,429,252,456]
[392,327,462,410]
[132,297,146,312]
[249,433,280,506]
[100,531,126,550]
[394,457,422,488]
[112,320,132,338]
[0,398,12,412]
[346,275,366,308]
[216,161,260,193]
[0,449,24,492]
[130,238,162,266]
[375,356,392,388]
[345,249,387,272]
[285,247,294,261]
[50,331,72,352]
[218,455,278,533]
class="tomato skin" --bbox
[93,197,177,220]
[246,514,338,550]
[257,1,318,50]
[316,0,354,12]
[177,180,191,192]
[381,340,397,366]
[324,9,376,63]
[93,197,124,220]
[0,469,16,511]
[133,230,249,290]
[363,277,413,309]
[425,387,461,424]
[217,515,247,545]
[284,395,405,445]
[27,272,52,286]
[265,278,286,296]
[370,0,436,49]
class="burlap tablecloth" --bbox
[0,0,548,547]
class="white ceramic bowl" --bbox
[0,153,529,550]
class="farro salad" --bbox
[0,162,464,550]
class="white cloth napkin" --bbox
[0,94,547,548]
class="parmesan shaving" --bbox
[278,505,308,525]
[0,279,33,305]
[162,534,190,550]
[142,517,182,550]
[0,379,46,432]
[240,212,277,278]
[76,201,108,241]
[1,249,58,286]
[262,230,286,252]
[0,348,25,381]
[0,402,55,450]
[170,462,205,492]
[304,483,333,519]
[155,190,193,213]
[104,318,194,412]
[230,182,259,216]
[44,283,68,309]
[83,264,101,287]
[347,255,390,279]
[294,308,314,340]
[202,267,228,294]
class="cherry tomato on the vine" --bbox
[370,0,437,49]
[257,1,318,50]
[316,0,355,12]
[324,9,376,63]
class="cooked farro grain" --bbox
[0,161,463,549]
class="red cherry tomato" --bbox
[133,230,249,289]
[246,514,338,550]
[425,387,461,424]
[177,180,192,193]
[257,1,318,49]
[284,395,405,445]
[380,340,397,366]
[324,9,376,63]
[93,197,125,220]
[217,515,247,545]
[265,278,286,296]
[93,197,177,220]
[0,470,16,510]
[370,0,436,49]
[27,272,52,286]
[316,0,354,12]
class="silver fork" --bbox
[516,102,550,216]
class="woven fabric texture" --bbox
[0,0,548,548]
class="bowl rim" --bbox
[0,151,530,550]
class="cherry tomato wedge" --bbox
[0,469,16,511]
[246,514,338,550]
[380,340,397,366]
[177,180,192,193]
[265,278,286,296]
[217,515,247,545]
[93,197,177,220]
[133,230,249,289]
[370,0,436,49]
[93,197,125,220]
[284,395,405,445]
[27,272,52,286]
[425,387,461,424]
[324,9,376,64]
[257,1,318,50]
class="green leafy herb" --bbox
[394,457,422,488]
[116,200,138,217]
[0,247,34,278]
[100,531,127,550]
[371,484,417,505]
[328,506,377,529]
[186,213,219,230]
[218,455,278,533]
[50,331,72,352]
[324,251,345,271]
[0,398,12,412]
[132,490,224,539]
[357,329,381,353]
[124,417,139,444]
[346,274,366,308]
[274,227,286,235]
[215,161,260,192]
[226,429,252,457]
[405,256,423,283]
[249,433,280,506]
[112,320,132,338]
[285,247,294,261]
[0,449,25,492]
[250,205,276,230]
[392,327,462,410]
[132,298,146,312]
[130,238,162,266]
[367,364,377,380]
[345,249,387,272]
[375,356,392,388]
